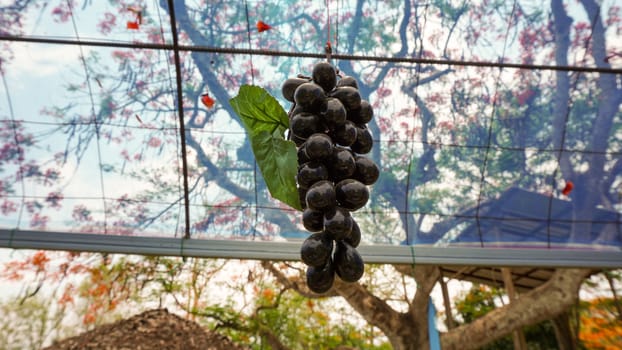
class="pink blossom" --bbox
[45,192,63,208]
[147,137,162,148]
[1,200,17,215]
[72,205,92,222]
[30,213,49,230]
[97,13,116,35]
[50,1,76,23]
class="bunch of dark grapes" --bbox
[282,61,379,293]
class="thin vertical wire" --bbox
[474,0,517,247]
[404,1,428,244]
[335,0,340,54]
[0,67,25,229]
[243,0,255,85]
[66,0,108,233]
[326,0,331,45]
[166,0,191,240]
[155,0,184,238]
[325,0,333,62]
[243,0,258,238]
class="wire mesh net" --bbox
[0,0,620,253]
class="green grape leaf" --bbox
[251,130,301,210]
[229,85,302,211]
[230,85,289,138]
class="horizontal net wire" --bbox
[0,0,620,251]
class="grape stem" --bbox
[325,41,332,63]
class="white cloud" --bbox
[6,42,82,78]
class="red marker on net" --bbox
[201,94,215,108]
[561,181,574,196]
[126,6,142,30]
[256,21,272,32]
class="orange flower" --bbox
[31,251,49,270]
[256,20,272,32]
[261,288,275,302]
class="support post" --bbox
[439,273,456,329]
[501,268,528,350]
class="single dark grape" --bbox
[336,76,359,89]
[292,134,306,147]
[328,147,356,181]
[290,112,322,139]
[323,207,353,241]
[294,82,326,112]
[298,187,308,210]
[353,155,380,185]
[330,120,357,147]
[335,178,369,211]
[351,126,373,154]
[345,219,361,248]
[329,86,361,112]
[282,77,309,102]
[321,97,347,129]
[305,133,333,160]
[347,100,374,124]
[289,104,307,118]
[300,232,333,266]
[297,144,310,165]
[305,180,336,212]
[312,61,337,93]
[302,208,324,232]
[333,241,364,283]
[306,258,335,293]
[297,161,329,189]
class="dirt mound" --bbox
[44,308,249,350]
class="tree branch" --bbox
[369,0,412,90]
[602,157,622,206]
[440,268,591,350]
[261,261,339,298]
[185,132,252,201]
[580,0,622,183]
[332,277,414,347]
[550,0,574,180]
[166,0,241,124]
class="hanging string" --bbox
[325,0,332,62]
[404,1,429,244]
[474,0,517,248]
[243,0,255,85]
[154,0,184,238]
[242,0,258,239]
[166,0,192,240]
[66,0,109,234]
[335,0,340,55]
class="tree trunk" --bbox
[551,311,577,350]
[440,268,590,350]
[332,279,421,349]
[332,265,440,349]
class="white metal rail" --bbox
[1,229,621,268]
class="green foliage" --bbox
[230,85,301,211]
[211,284,391,350]
[0,295,75,350]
